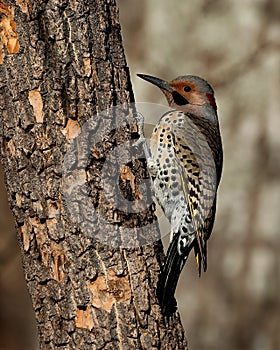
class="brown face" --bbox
[137,73,217,112]
[167,81,205,106]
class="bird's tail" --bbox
[156,233,199,315]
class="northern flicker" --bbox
[137,73,223,315]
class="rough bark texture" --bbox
[0,0,188,349]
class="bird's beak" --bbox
[137,74,173,92]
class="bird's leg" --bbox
[133,112,148,150]
[133,112,148,153]
[133,112,158,176]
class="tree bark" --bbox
[0,0,188,349]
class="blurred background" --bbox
[1,0,279,349]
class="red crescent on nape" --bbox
[206,93,217,111]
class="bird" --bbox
[136,73,223,315]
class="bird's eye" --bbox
[184,85,191,92]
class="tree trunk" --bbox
[0,0,188,348]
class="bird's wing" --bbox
[172,118,218,270]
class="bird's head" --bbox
[137,73,218,121]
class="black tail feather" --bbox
[156,235,194,315]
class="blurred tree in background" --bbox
[0,0,279,349]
